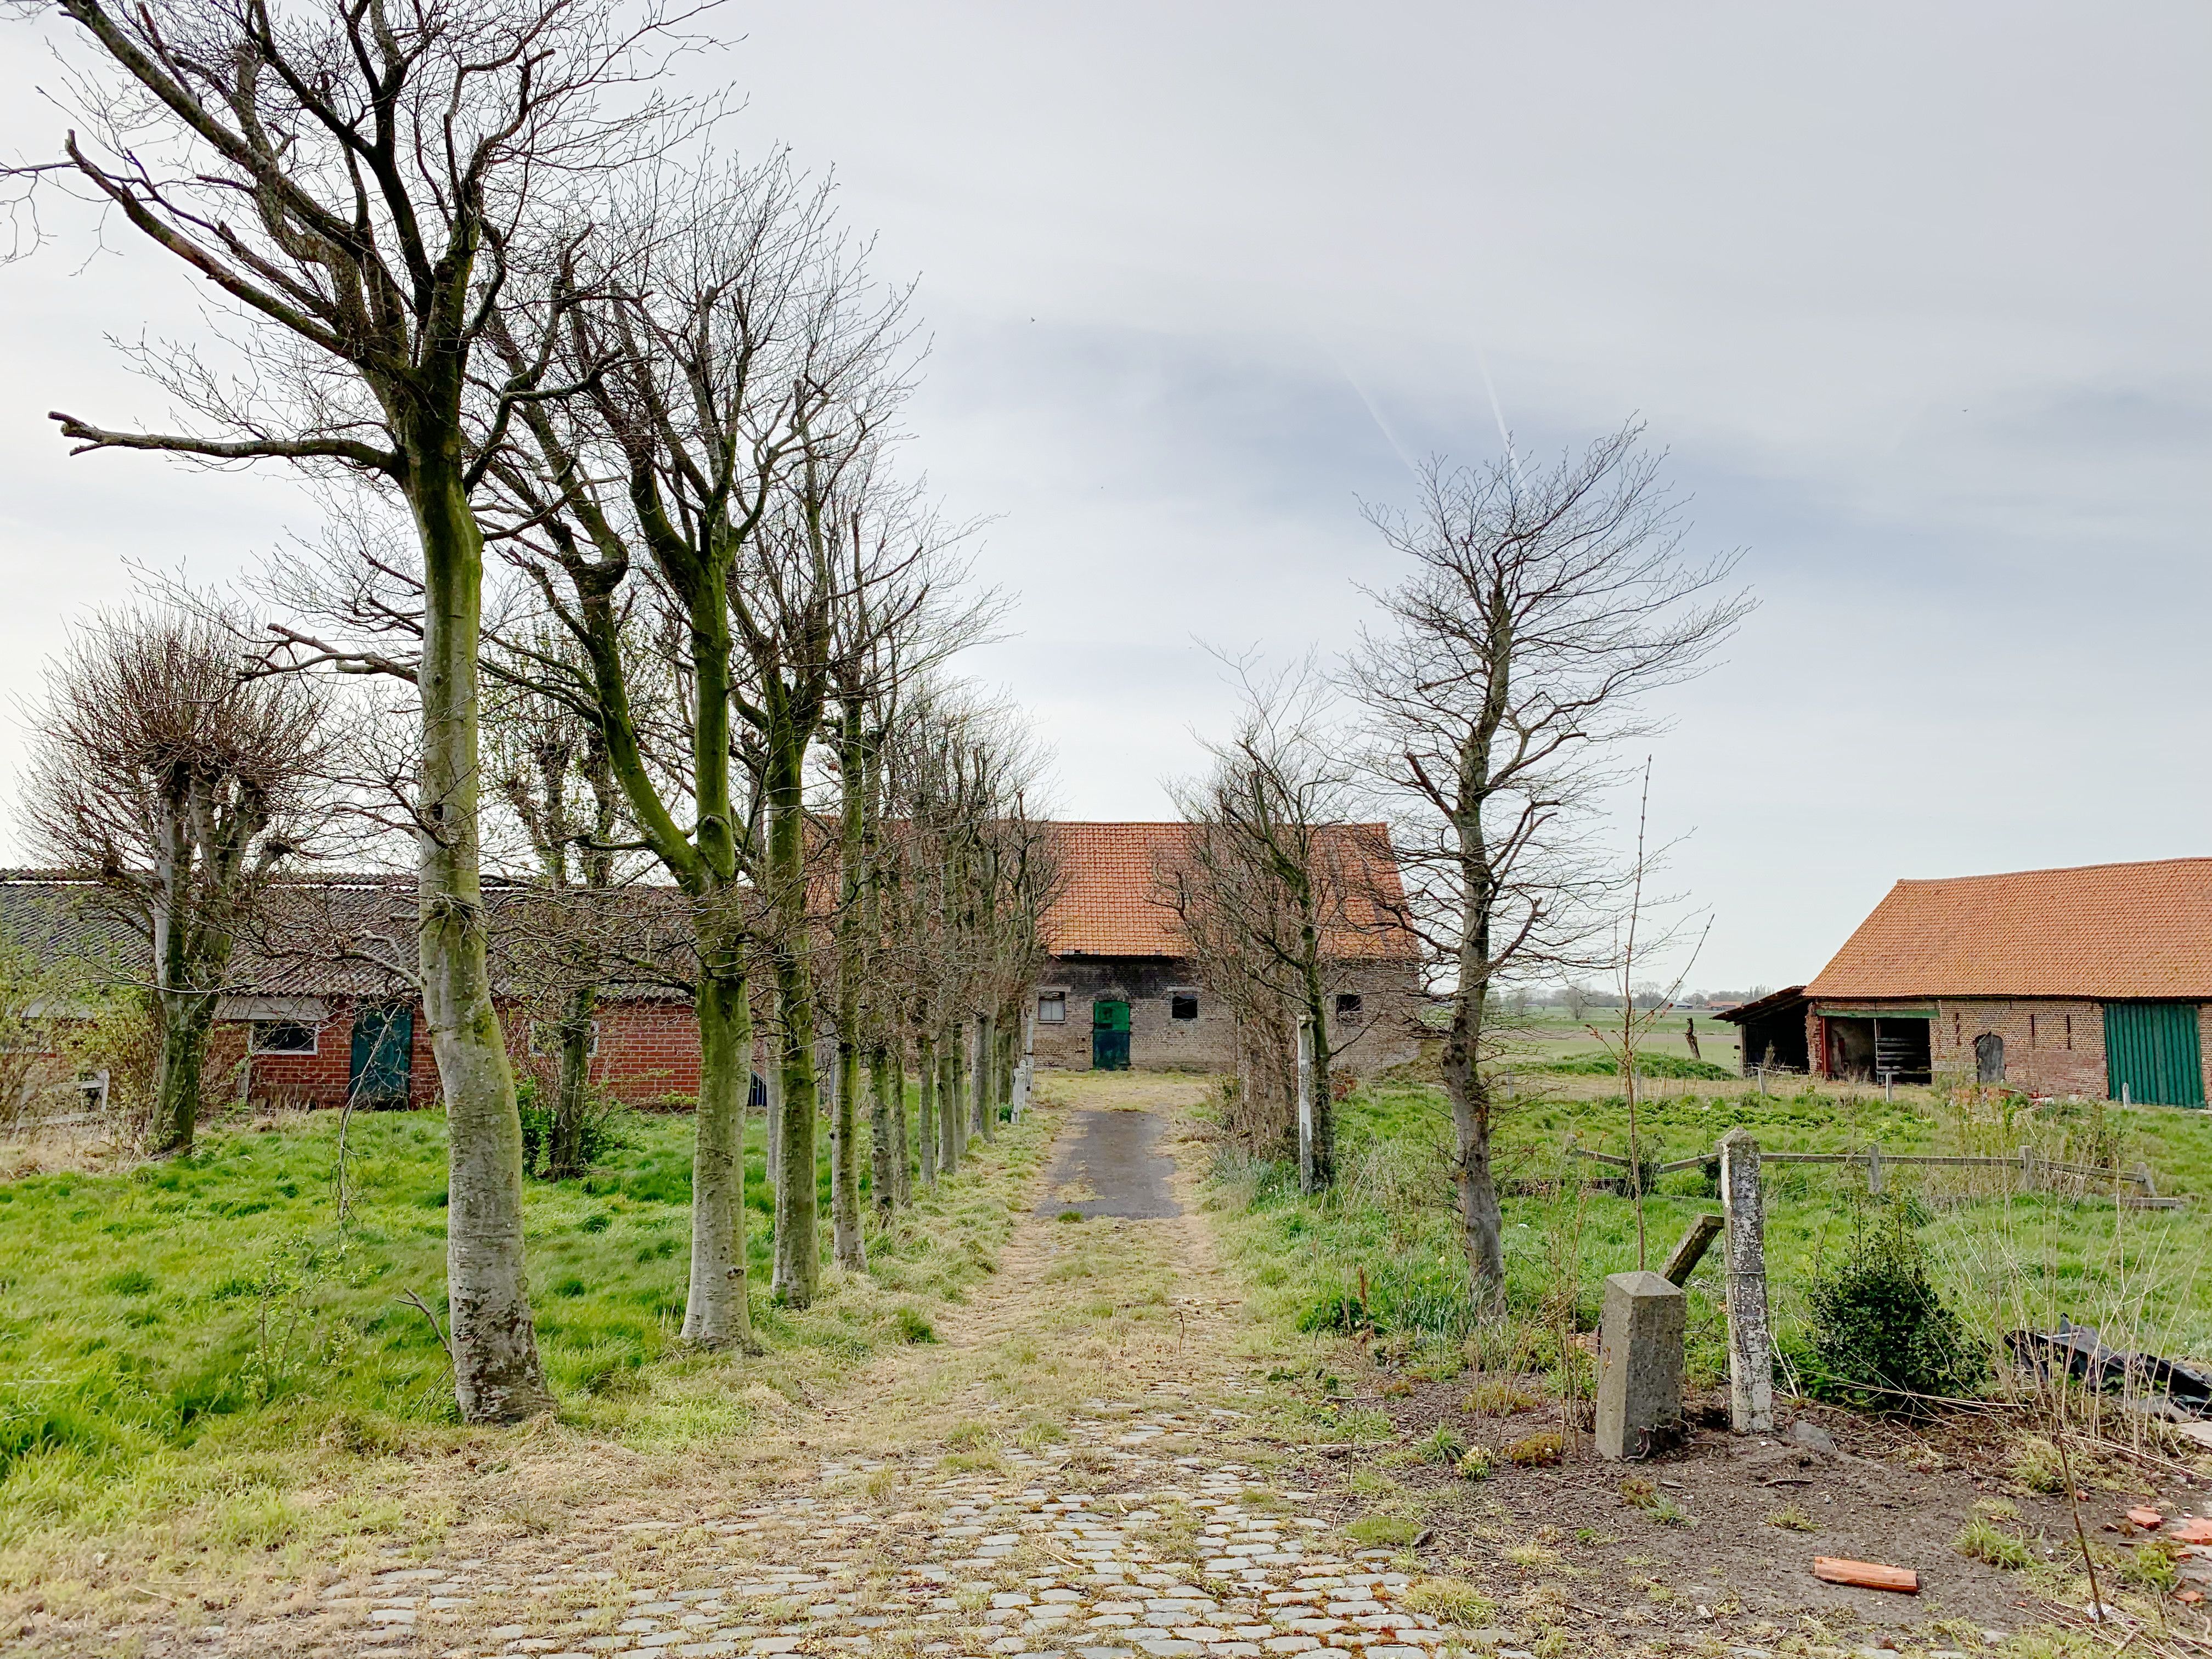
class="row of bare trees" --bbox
[1171,430,1751,1302]
[4,0,1053,1418]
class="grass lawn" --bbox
[1209,1073,2212,1396]
[0,1099,1042,1582]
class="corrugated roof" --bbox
[0,872,702,1002]
[1805,858,2212,1001]
[1039,821,1415,960]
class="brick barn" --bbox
[1026,822,1426,1076]
[0,872,711,1111]
[1719,857,2212,1105]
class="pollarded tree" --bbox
[3,0,706,1422]
[1347,424,1750,1297]
[20,606,335,1154]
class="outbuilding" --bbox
[1723,858,2212,1104]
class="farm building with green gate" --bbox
[1718,858,2212,1105]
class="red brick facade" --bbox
[1805,995,2212,1100]
[201,996,707,1110]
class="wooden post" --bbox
[2020,1143,2038,1194]
[1865,1144,1883,1198]
[1296,1013,1316,1194]
[1718,1130,1773,1434]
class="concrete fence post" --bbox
[1595,1269,1687,1460]
[1865,1144,1883,1198]
[1718,1129,1774,1434]
[1295,1014,1316,1193]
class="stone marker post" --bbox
[1719,1128,1774,1434]
[1594,1269,1686,1460]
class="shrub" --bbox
[893,1306,937,1344]
[1803,1205,1987,1412]
[1462,1379,1540,1418]
[515,1079,634,1180]
[1346,1514,1421,1547]
[1954,1516,2033,1570]
[1455,1447,1494,1481]
[1417,1424,1466,1465]
[1504,1431,1563,1467]
[1398,1579,1498,1626]
[2006,1435,2068,1496]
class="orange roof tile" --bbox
[1805,858,2212,1001]
[1040,821,1415,960]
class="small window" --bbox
[1037,992,1066,1025]
[250,1019,318,1056]
[1170,994,1199,1022]
[1335,993,1364,1017]
[528,1020,600,1057]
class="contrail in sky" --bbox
[1316,338,1419,479]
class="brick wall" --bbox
[1030,955,1425,1076]
[1807,995,2211,1100]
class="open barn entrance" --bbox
[1822,1014,1931,1085]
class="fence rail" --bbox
[1566,1143,2185,1209]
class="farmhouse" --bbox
[1027,821,1425,1075]
[1719,858,2212,1105]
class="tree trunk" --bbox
[764,1030,785,1247]
[768,769,822,1306]
[1443,988,1504,1293]
[916,1030,938,1187]
[548,981,597,1180]
[151,989,214,1155]
[868,1044,896,1219]
[415,459,550,1424]
[831,1022,867,1269]
[938,1025,962,1175]
[974,1009,996,1142]
[1301,958,1336,1189]
[682,963,752,1347]
[890,1045,912,1205]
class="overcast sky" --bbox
[1,2,2207,990]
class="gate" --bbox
[1091,1000,1130,1071]
[2103,1001,2204,1107]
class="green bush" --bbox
[516,1079,635,1181]
[1803,1205,1987,1412]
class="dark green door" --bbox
[2103,1002,2204,1107]
[349,1002,414,1107]
[1092,1000,1131,1071]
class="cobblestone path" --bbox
[274,1081,1479,1659]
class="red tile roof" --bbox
[1805,858,2212,1001]
[1039,821,1415,960]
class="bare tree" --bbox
[20,605,334,1153]
[1347,424,1751,1296]
[1166,654,1394,1191]
[3,0,709,1420]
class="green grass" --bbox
[0,1097,1043,1567]
[1210,1075,2212,1391]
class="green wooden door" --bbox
[2103,1002,2204,1107]
[349,1002,414,1107]
[1092,1000,1131,1071]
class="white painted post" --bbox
[1296,1013,1316,1193]
[1718,1129,1774,1434]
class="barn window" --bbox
[1037,992,1066,1025]
[1170,993,1199,1022]
[250,1019,318,1056]
[1335,993,1364,1017]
